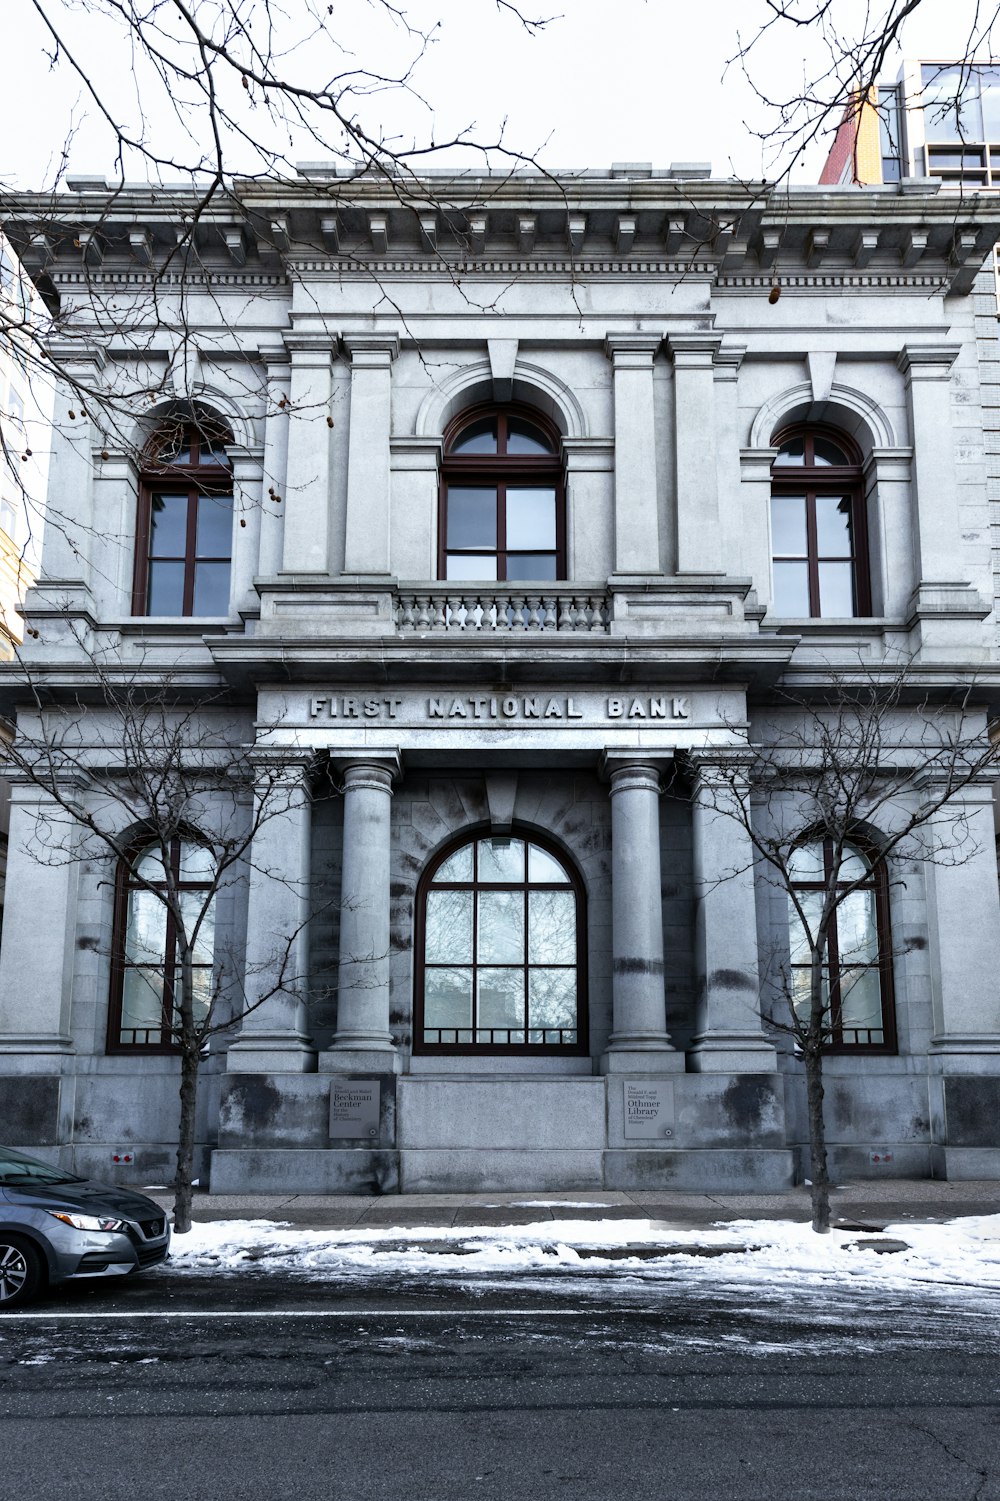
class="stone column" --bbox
[323,755,402,1074]
[226,754,316,1073]
[257,347,291,580]
[669,333,725,575]
[897,345,971,597]
[687,752,778,1073]
[600,756,684,1073]
[605,333,663,576]
[29,341,107,615]
[925,779,1000,1066]
[280,336,334,574]
[0,781,77,1056]
[342,333,399,577]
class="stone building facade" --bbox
[2,169,1000,1193]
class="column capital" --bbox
[896,343,960,380]
[667,332,725,367]
[282,332,337,364]
[601,753,672,791]
[342,331,401,365]
[713,342,746,379]
[247,748,317,789]
[330,751,402,787]
[604,330,665,365]
[45,338,108,374]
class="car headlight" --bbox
[46,1211,128,1233]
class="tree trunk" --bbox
[804,1045,831,1232]
[173,1042,199,1234]
[173,943,200,1235]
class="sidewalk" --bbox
[150,1179,1000,1233]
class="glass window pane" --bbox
[433,846,474,883]
[178,842,214,882]
[506,487,556,549]
[182,967,213,1028]
[817,562,855,617]
[812,437,850,466]
[838,967,883,1032]
[789,842,825,881]
[134,845,167,882]
[450,417,497,454]
[424,967,473,1029]
[528,969,577,1031]
[446,487,497,549]
[788,891,824,966]
[836,845,870,884]
[121,969,165,1035]
[505,554,557,581]
[477,969,524,1029]
[193,562,231,615]
[148,494,188,557]
[202,437,232,468]
[771,495,807,556]
[126,890,167,965]
[177,892,215,967]
[528,844,570,884]
[446,554,498,580]
[506,418,554,455]
[815,495,854,556]
[773,435,805,466]
[922,64,982,143]
[836,890,879,965]
[981,66,1000,138]
[425,890,474,963]
[478,890,525,963]
[477,838,525,883]
[196,494,233,557]
[791,966,831,1029]
[772,561,810,616]
[157,432,192,465]
[528,889,576,964]
[147,561,186,615]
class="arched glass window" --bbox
[415,832,586,1054]
[770,427,870,618]
[133,415,234,617]
[788,838,895,1051]
[108,837,216,1051]
[440,405,565,581]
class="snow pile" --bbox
[164,1212,1000,1290]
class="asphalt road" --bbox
[2,1267,999,1501]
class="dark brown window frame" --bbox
[107,834,215,1054]
[770,425,872,619]
[132,421,234,617]
[413,825,588,1056]
[438,404,566,582]
[789,834,897,1054]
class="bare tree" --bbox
[692,663,999,1233]
[0,636,322,1232]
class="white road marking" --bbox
[0,1306,630,1322]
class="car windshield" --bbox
[0,1148,83,1186]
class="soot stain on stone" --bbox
[613,957,666,976]
[710,968,754,992]
[721,1078,775,1133]
[224,1076,282,1129]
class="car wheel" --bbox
[0,1236,43,1308]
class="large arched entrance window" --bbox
[415,830,587,1054]
[788,837,896,1051]
[107,836,216,1052]
[439,405,565,581]
[770,426,870,618]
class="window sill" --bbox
[760,616,893,636]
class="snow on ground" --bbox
[164,1213,1000,1293]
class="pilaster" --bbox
[280,335,335,575]
[604,332,664,577]
[669,333,725,575]
[342,333,399,578]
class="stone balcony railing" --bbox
[394,589,610,633]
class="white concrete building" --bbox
[1,169,1000,1193]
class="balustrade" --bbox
[395,588,609,633]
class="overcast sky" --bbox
[0,0,993,190]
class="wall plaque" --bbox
[623,1080,675,1141]
[329,1081,381,1140]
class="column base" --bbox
[600,1046,686,1075]
[687,1034,778,1073]
[321,1043,403,1075]
[225,1033,316,1074]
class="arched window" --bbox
[770,427,870,617]
[132,415,234,616]
[440,405,564,581]
[415,831,586,1054]
[788,838,895,1051]
[108,837,216,1051]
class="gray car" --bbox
[0,1146,171,1307]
